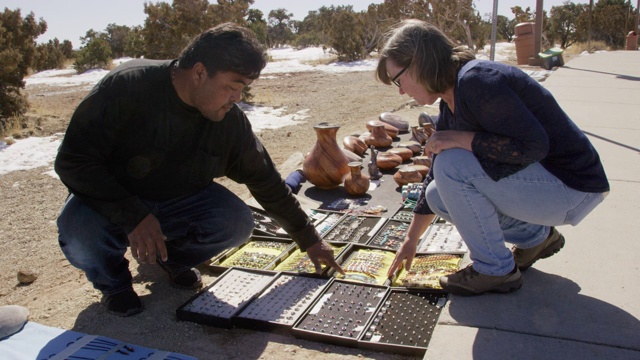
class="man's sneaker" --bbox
[439,264,523,296]
[102,288,143,317]
[158,261,203,289]
[512,227,565,271]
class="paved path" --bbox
[424,51,640,360]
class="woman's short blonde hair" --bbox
[376,19,475,93]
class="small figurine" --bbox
[368,146,382,180]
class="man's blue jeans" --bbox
[57,182,254,295]
[426,149,607,277]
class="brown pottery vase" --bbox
[343,135,367,157]
[303,122,350,189]
[364,122,393,149]
[387,147,413,162]
[412,155,432,167]
[410,126,428,146]
[376,151,403,170]
[393,166,423,187]
[397,141,422,155]
[411,164,430,178]
[344,161,370,196]
[366,120,399,138]
[379,112,409,133]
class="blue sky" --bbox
[3,0,571,46]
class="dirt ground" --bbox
[0,67,441,359]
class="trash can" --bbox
[626,31,638,50]
[538,48,564,70]
[514,22,535,65]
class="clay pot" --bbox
[366,120,399,138]
[376,151,403,170]
[303,122,350,189]
[342,148,362,162]
[393,166,423,187]
[397,141,422,155]
[410,126,428,146]
[418,112,436,128]
[364,122,393,149]
[423,123,435,138]
[344,161,370,196]
[379,112,409,133]
[412,156,432,167]
[343,135,367,157]
[411,164,430,178]
[386,147,413,162]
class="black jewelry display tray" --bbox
[271,241,351,277]
[176,268,277,329]
[312,209,347,237]
[357,288,448,356]
[249,205,291,238]
[366,219,411,251]
[291,280,390,348]
[208,236,294,274]
[321,214,387,244]
[232,272,332,333]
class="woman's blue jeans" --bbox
[426,149,607,277]
[57,182,254,295]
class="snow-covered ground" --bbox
[2,44,572,177]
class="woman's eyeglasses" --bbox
[391,65,409,87]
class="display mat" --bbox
[393,254,463,289]
[333,246,397,286]
[273,241,350,275]
[209,237,293,273]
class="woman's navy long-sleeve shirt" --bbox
[414,60,609,214]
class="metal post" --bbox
[588,0,594,51]
[490,0,498,61]
[529,0,544,66]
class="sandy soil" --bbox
[0,68,437,359]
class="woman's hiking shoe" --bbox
[102,288,143,317]
[158,261,203,289]
[512,227,565,271]
[439,264,523,296]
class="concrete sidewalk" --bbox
[424,51,640,360]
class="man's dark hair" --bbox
[178,23,267,79]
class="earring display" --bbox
[273,242,349,274]
[367,220,410,251]
[358,289,448,356]
[392,254,462,289]
[314,211,345,237]
[250,206,290,238]
[234,274,330,331]
[391,209,414,223]
[305,209,329,226]
[292,280,389,347]
[416,220,467,254]
[209,237,293,273]
[177,268,275,328]
[335,247,396,285]
[323,215,386,244]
